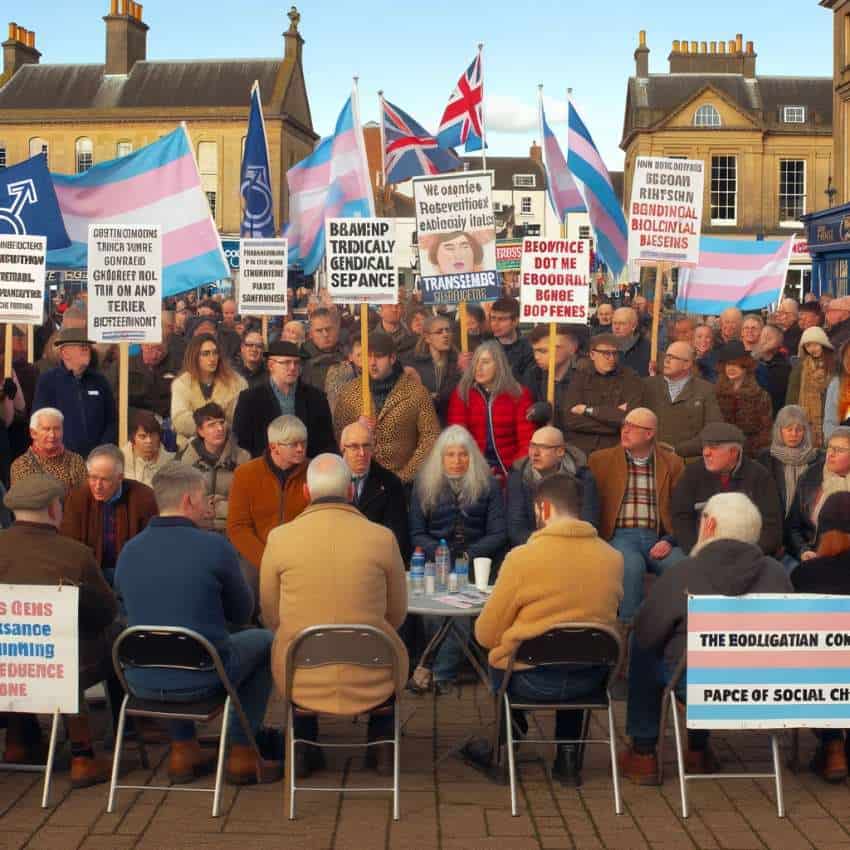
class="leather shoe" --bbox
[553,745,582,787]
[364,742,394,777]
[618,747,660,786]
[811,739,848,783]
[225,744,283,785]
[168,739,217,784]
[70,755,111,788]
[459,738,507,785]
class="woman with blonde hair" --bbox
[786,326,835,447]
[170,333,247,449]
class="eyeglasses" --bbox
[529,442,563,451]
[592,349,618,359]
[622,422,654,433]
[198,349,219,357]
[276,440,306,449]
[343,442,373,453]
[268,358,300,368]
[827,444,850,454]
[430,328,451,335]
[664,353,692,364]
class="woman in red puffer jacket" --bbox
[447,340,534,481]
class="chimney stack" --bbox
[529,140,542,163]
[3,21,40,79]
[668,33,757,76]
[634,30,649,78]
[103,0,148,76]
[284,6,303,63]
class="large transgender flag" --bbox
[677,236,794,315]
[540,102,585,220]
[286,93,373,274]
[47,126,229,296]
[566,101,627,278]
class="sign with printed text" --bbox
[628,157,704,268]
[0,235,46,325]
[238,238,288,316]
[0,585,79,714]
[325,218,398,304]
[519,238,591,323]
[496,239,523,272]
[413,171,501,305]
[88,224,162,343]
[687,594,850,730]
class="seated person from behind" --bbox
[619,493,792,784]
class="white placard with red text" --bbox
[519,238,591,324]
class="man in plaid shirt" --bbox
[588,408,686,621]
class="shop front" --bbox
[800,202,850,297]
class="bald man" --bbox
[612,307,651,376]
[588,408,686,621]
[641,342,723,461]
[507,425,600,546]
[716,307,743,345]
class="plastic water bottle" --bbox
[448,565,458,593]
[454,556,469,589]
[435,539,451,592]
[410,547,426,595]
[425,562,436,595]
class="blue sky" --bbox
[19,1,834,170]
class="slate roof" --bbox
[461,155,548,192]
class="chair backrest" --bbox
[512,623,623,671]
[113,627,220,675]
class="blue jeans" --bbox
[625,636,708,752]
[423,616,472,683]
[490,664,608,739]
[130,628,273,746]
[609,528,685,622]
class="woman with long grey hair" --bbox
[408,425,507,693]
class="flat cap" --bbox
[4,474,65,511]
[264,340,307,359]
[54,327,93,347]
[368,332,397,357]
[700,422,745,446]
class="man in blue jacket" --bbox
[33,328,116,458]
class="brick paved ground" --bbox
[1,684,848,850]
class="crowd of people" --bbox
[1,284,850,790]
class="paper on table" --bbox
[434,595,478,609]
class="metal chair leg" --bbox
[40,709,61,809]
[287,704,296,821]
[211,696,230,818]
[670,689,688,818]
[771,735,785,818]
[657,686,670,785]
[607,699,623,815]
[504,693,518,817]
[107,695,129,814]
[393,701,400,821]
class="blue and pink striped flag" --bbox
[286,94,373,274]
[540,102,585,220]
[676,236,794,315]
[566,100,627,278]
[47,126,229,296]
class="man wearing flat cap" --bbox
[670,422,783,556]
[32,328,117,459]
[333,332,440,484]
[232,340,335,460]
[0,474,119,787]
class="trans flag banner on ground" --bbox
[687,595,850,730]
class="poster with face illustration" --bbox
[413,171,500,305]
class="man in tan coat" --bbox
[260,453,408,779]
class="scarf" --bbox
[370,361,403,414]
[813,468,850,526]
[799,356,830,447]
[769,442,819,516]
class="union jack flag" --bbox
[382,98,460,184]
[436,53,486,152]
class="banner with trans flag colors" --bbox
[540,102,585,220]
[47,126,229,297]
[676,236,793,315]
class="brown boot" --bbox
[618,747,660,786]
[70,755,112,788]
[168,739,218,784]
[225,743,283,785]
[811,738,849,783]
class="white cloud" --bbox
[485,93,568,134]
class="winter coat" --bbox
[232,356,268,390]
[756,353,792,417]
[521,359,583,435]
[755,448,824,518]
[402,349,462,427]
[498,335,535,381]
[792,548,850,595]
[170,371,247,450]
[828,316,850,353]
[785,458,834,558]
[696,351,719,383]
[353,460,412,564]
[301,341,346,393]
[620,334,651,377]
[128,351,180,420]
[121,444,175,488]
[634,539,792,670]
[715,375,773,458]
[446,385,535,477]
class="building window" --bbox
[782,106,806,124]
[579,225,591,240]
[694,105,721,127]
[513,174,536,188]
[29,137,48,165]
[710,155,737,225]
[75,138,94,173]
[520,196,532,215]
[0,146,5,170]
[779,159,806,224]
[198,141,218,223]
[116,141,133,158]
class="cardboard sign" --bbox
[88,224,162,343]
[628,157,704,267]
[0,585,79,714]
[496,239,523,272]
[413,171,501,304]
[519,238,591,323]
[325,218,398,304]
[687,594,850,730]
[238,238,288,316]
[0,235,46,326]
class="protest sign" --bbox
[87,224,162,343]
[0,236,47,325]
[628,157,704,268]
[238,238,288,316]
[0,585,79,714]
[687,594,850,730]
[413,171,500,305]
[496,239,523,272]
[325,218,398,304]
[519,238,590,323]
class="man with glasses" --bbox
[560,333,644,456]
[773,297,802,355]
[232,340,335,460]
[589,408,685,622]
[642,342,723,461]
[826,295,850,352]
[340,421,410,562]
[507,425,599,546]
[233,329,268,389]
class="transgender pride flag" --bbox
[286,93,373,274]
[47,126,229,297]
[566,100,627,278]
[540,102,584,220]
[677,236,794,315]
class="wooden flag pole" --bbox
[547,322,557,404]
[3,325,12,379]
[261,315,269,347]
[26,325,34,364]
[118,343,129,447]
[360,303,372,417]
[459,302,468,354]
[649,262,667,371]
